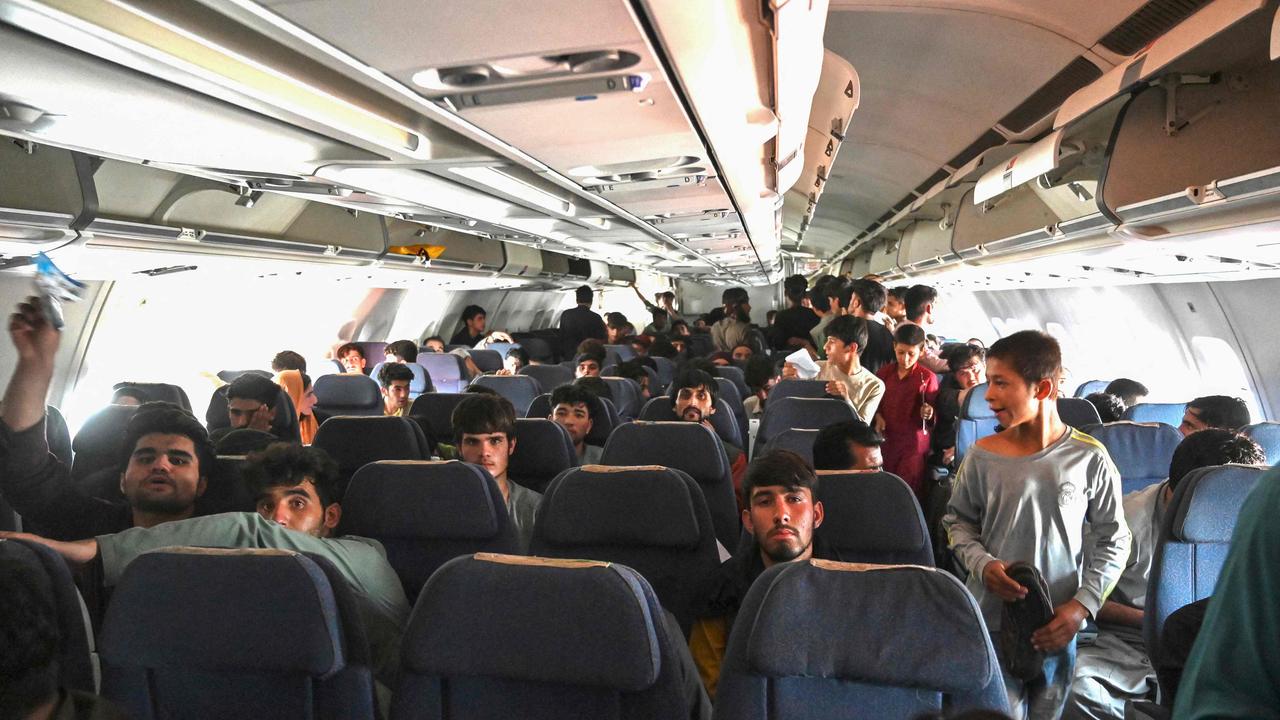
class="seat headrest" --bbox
[100,549,344,676]
[765,429,818,463]
[1090,422,1183,480]
[405,553,663,691]
[741,560,995,693]
[510,419,577,478]
[1170,464,1266,542]
[313,416,423,459]
[961,383,994,419]
[313,374,381,408]
[1123,402,1187,426]
[342,461,503,539]
[72,404,138,454]
[416,354,464,380]
[538,467,703,548]
[762,397,857,438]
[601,422,727,482]
[0,538,94,691]
[815,472,929,554]
[1243,422,1280,462]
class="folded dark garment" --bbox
[1000,561,1055,681]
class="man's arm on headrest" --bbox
[0,530,99,566]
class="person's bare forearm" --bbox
[0,531,98,565]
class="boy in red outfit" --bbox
[874,324,939,496]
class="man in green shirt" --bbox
[1,443,410,688]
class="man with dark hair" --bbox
[422,336,446,353]
[844,278,895,373]
[812,420,884,471]
[741,355,776,418]
[221,373,279,435]
[450,304,488,347]
[614,358,652,401]
[336,342,367,374]
[710,287,752,353]
[377,362,414,417]
[559,285,607,357]
[270,350,307,373]
[605,312,630,345]
[806,276,839,356]
[896,284,949,372]
[944,330,1130,718]
[731,343,753,363]
[885,286,909,324]
[933,344,987,467]
[770,274,819,351]
[1103,379,1148,409]
[671,369,747,497]
[689,450,825,698]
[1085,393,1125,424]
[1,441,410,690]
[548,384,601,464]
[452,394,539,550]
[574,349,605,379]
[384,339,419,364]
[1063,429,1265,719]
[784,315,884,422]
[1179,395,1251,437]
[500,346,530,375]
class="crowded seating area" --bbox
[1,275,1275,720]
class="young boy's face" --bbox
[984,356,1053,428]
[893,342,923,370]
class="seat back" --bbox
[1089,421,1183,494]
[765,428,819,466]
[409,392,470,447]
[312,416,428,489]
[416,354,468,393]
[195,456,257,515]
[393,553,689,720]
[215,369,273,384]
[1074,379,1111,398]
[313,374,383,417]
[717,365,751,400]
[71,404,138,486]
[601,422,740,548]
[714,377,749,449]
[600,376,642,420]
[368,361,433,398]
[687,332,714,357]
[651,356,676,392]
[1242,422,1280,464]
[468,349,504,374]
[509,419,579,494]
[471,375,543,416]
[639,395,741,450]
[1123,402,1187,427]
[340,461,520,600]
[1058,397,1102,429]
[530,466,720,632]
[206,385,301,443]
[767,379,829,403]
[814,471,933,566]
[604,344,635,363]
[519,363,574,392]
[101,549,376,720]
[757,397,857,452]
[111,381,193,411]
[955,383,998,464]
[715,561,1008,719]
[310,358,344,377]
[482,341,519,359]
[351,341,387,362]
[1144,464,1267,662]
[0,538,96,693]
[513,335,554,362]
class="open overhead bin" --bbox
[0,140,89,256]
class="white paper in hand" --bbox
[784,349,821,379]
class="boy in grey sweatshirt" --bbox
[943,330,1130,719]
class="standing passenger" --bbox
[873,324,939,497]
[558,285,607,358]
[782,315,884,423]
[710,288,752,353]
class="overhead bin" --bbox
[539,251,572,278]
[499,243,544,278]
[896,219,961,274]
[770,0,834,194]
[567,258,611,284]
[0,140,87,249]
[867,237,900,277]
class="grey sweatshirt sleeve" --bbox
[942,455,997,579]
[1074,453,1131,618]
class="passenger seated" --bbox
[548,384,602,464]
[671,368,747,505]
[629,333,651,359]
[707,351,733,367]
[109,387,146,406]
[0,441,410,689]
[275,369,318,444]
[874,323,939,497]
[451,393,540,551]
[615,357,652,400]
[377,362,413,417]
[1179,395,1251,436]
[782,314,884,423]
[688,450,825,698]
[270,349,307,373]
[1085,392,1125,424]
[1062,429,1265,720]
[575,350,604,379]
[211,373,279,442]
[731,344,753,362]
[384,339,418,364]
[1104,378,1148,409]
[812,420,885,471]
[605,312,629,344]
[336,342,367,374]
[741,355,777,418]
[0,551,127,720]
[449,304,488,347]
[498,346,529,375]
[422,336,446,353]
[3,300,213,538]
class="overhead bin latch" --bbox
[1155,73,1216,136]
[1186,181,1226,206]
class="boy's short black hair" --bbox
[670,369,719,409]
[0,552,60,717]
[385,339,418,363]
[807,287,831,313]
[986,330,1062,386]
[243,442,341,506]
[824,315,869,355]
[451,393,516,443]
[848,278,887,314]
[743,450,818,501]
[1186,396,1251,430]
[614,358,648,385]
[943,343,985,372]
[575,350,606,367]
[227,374,279,406]
[214,428,277,456]
[124,404,214,477]
[1085,392,1126,423]
[270,350,307,373]
[888,286,909,300]
[575,285,593,304]
[423,335,445,349]
[464,384,499,397]
[812,420,885,471]
[1167,429,1265,491]
[721,287,750,306]
[461,305,486,322]
[743,355,776,394]
[336,342,364,359]
[783,274,808,303]
[549,384,597,421]
[377,362,415,388]
[904,285,937,321]
[1104,378,1148,406]
[893,323,926,347]
[573,376,613,401]
[605,312,628,329]
[670,319,689,332]
[505,347,530,366]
